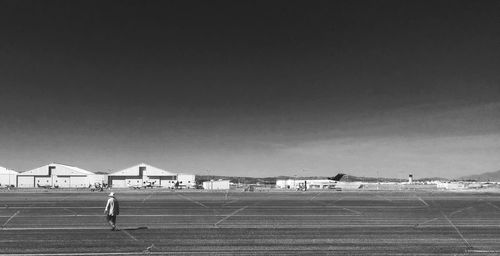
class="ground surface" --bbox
[1,190,500,255]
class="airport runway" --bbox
[1,190,500,255]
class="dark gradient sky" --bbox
[1,0,499,178]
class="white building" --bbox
[17,163,95,188]
[108,163,179,188]
[177,173,195,189]
[0,166,17,187]
[202,180,230,190]
[88,174,109,186]
[276,179,362,190]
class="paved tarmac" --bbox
[1,190,500,255]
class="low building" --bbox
[0,166,17,187]
[177,173,195,189]
[17,163,95,188]
[88,173,109,187]
[108,163,178,188]
[202,179,230,190]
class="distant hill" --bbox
[457,170,500,182]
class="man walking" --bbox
[104,192,120,231]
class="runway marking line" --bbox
[120,229,139,241]
[0,253,161,256]
[341,207,362,215]
[415,217,440,227]
[486,202,500,211]
[58,194,73,202]
[449,206,473,217]
[309,192,323,201]
[0,214,366,218]
[142,193,154,203]
[214,206,248,226]
[376,195,393,202]
[1,210,20,228]
[417,197,429,207]
[414,205,476,227]
[4,222,500,231]
[175,193,209,209]
[63,208,78,215]
[223,199,240,206]
[441,211,472,249]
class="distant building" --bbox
[108,163,195,189]
[276,179,302,189]
[203,180,230,190]
[276,179,336,190]
[17,163,95,188]
[0,166,17,187]
[108,163,177,188]
[177,173,195,189]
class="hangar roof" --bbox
[109,163,176,176]
[18,163,94,176]
[0,166,18,174]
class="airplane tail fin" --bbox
[328,173,345,181]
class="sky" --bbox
[0,0,499,178]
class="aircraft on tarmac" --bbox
[328,173,346,182]
[131,180,160,189]
[326,173,364,190]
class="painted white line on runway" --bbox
[416,206,474,226]
[4,205,428,210]
[63,208,78,215]
[376,195,393,202]
[0,214,364,218]
[333,197,345,202]
[1,210,19,228]
[9,206,103,209]
[58,194,73,202]
[486,202,500,211]
[4,222,500,231]
[415,217,440,227]
[214,206,248,226]
[251,205,427,209]
[467,249,500,253]
[341,207,362,215]
[441,211,472,249]
[175,193,209,209]
[449,206,473,217]
[142,193,154,203]
[309,192,323,201]
[417,197,429,207]
[223,199,240,205]
[121,229,139,241]
[0,253,158,256]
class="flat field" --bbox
[1,190,500,255]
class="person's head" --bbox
[108,192,115,197]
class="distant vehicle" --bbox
[1,184,15,190]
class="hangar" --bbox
[177,173,196,189]
[17,163,95,188]
[108,163,179,188]
[0,166,17,187]
[203,179,230,190]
